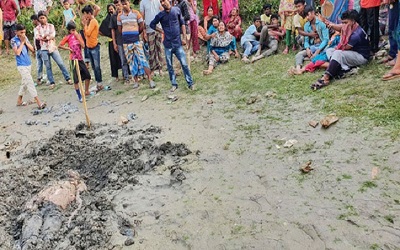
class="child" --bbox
[261,4,272,26]
[11,24,46,109]
[268,14,286,41]
[279,0,296,54]
[63,0,76,28]
[58,21,91,102]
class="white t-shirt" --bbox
[139,0,162,33]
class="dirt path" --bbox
[0,53,399,249]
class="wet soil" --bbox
[0,124,192,249]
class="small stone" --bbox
[320,114,339,128]
[154,211,161,220]
[308,120,319,128]
[265,91,277,98]
[141,95,148,102]
[206,99,213,104]
[119,116,129,125]
[283,139,298,148]
[124,238,135,246]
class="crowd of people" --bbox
[0,0,399,109]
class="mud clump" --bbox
[0,123,192,249]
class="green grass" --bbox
[192,51,400,138]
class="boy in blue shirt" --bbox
[12,24,46,109]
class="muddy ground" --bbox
[0,52,400,249]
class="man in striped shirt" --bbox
[118,0,155,89]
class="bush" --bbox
[239,0,280,25]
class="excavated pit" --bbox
[0,123,192,249]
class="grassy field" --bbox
[1,39,399,138]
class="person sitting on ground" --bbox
[311,10,370,90]
[293,0,310,49]
[58,21,91,101]
[261,3,272,26]
[251,14,284,63]
[294,6,329,73]
[198,6,214,43]
[12,24,46,109]
[226,7,242,40]
[203,21,237,75]
[202,15,219,53]
[241,16,262,63]
[289,31,340,75]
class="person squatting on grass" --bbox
[36,11,72,89]
[203,21,237,75]
[118,0,155,89]
[150,0,194,92]
[311,10,370,90]
[58,21,91,102]
[12,24,46,109]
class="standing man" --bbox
[31,14,45,85]
[33,0,52,14]
[359,0,381,55]
[117,0,155,89]
[0,0,19,55]
[150,0,194,92]
[82,5,103,90]
[140,0,163,76]
[110,0,130,84]
[36,11,72,89]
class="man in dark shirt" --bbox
[311,10,370,90]
[150,0,194,92]
[110,0,130,84]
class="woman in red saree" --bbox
[203,0,219,17]
[226,7,242,40]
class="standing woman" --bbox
[187,0,199,57]
[100,3,122,81]
[203,0,218,17]
[226,7,242,40]
[382,1,400,80]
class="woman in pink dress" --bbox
[226,7,242,40]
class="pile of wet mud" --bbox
[0,123,192,249]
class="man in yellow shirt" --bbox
[82,4,103,90]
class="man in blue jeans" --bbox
[37,11,72,89]
[387,0,398,65]
[241,16,262,63]
[82,5,103,90]
[150,0,194,92]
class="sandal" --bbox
[38,102,47,110]
[310,79,329,90]
[203,70,212,75]
[282,47,289,55]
